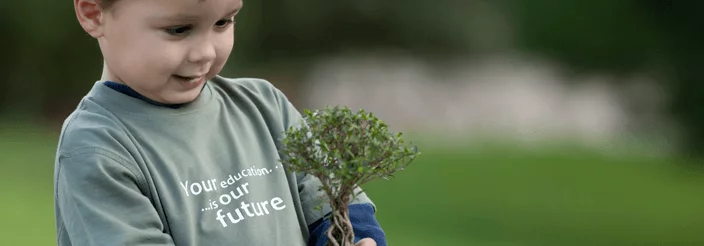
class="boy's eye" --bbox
[165,26,192,36]
[163,18,234,36]
[215,18,235,28]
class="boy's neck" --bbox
[102,81,185,109]
[99,61,186,109]
[100,61,112,82]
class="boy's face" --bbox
[79,0,243,104]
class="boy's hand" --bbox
[355,238,377,246]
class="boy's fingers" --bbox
[355,238,377,246]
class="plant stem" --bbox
[326,194,355,246]
[326,227,340,246]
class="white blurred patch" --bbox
[299,53,676,154]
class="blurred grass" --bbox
[2,122,704,245]
[0,122,58,246]
[363,137,704,245]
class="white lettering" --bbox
[179,181,190,196]
[252,202,265,216]
[203,179,215,192]
[227,209,245,224]
[271,197,286,210]
[190,182,203,195]
[216,210,228,227]
[215,197,288,227]
[219,194,232,205]
[241,182,250,194]
[261,201,270,214]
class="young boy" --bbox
[54,0,385,245]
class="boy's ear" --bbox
[74,0,105,38]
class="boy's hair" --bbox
[98,0,116,10]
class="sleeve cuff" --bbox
[307,203,387,246]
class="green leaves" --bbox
[280,106,419,189]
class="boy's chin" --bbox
[164,80,206,104]
[165,92,201,105]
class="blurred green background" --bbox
[2,0,704,245]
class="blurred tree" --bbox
[644,1,704,158]
[231,0,478,66]
[504,0,704,157]
[503,0,663,74]
[2,0,703,156]
[0,11,15,113]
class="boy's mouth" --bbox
[173,74,204,84]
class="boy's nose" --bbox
[187,39,217,64]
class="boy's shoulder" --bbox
[211,75,274,90]
[209,75,291,103]
[55,76,295,157]
[55,97,134,159]
[209,75,303,129]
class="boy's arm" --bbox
[55,149,175,246]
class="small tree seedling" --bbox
[280,106,420,246]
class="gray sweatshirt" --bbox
[53,76,374,246]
